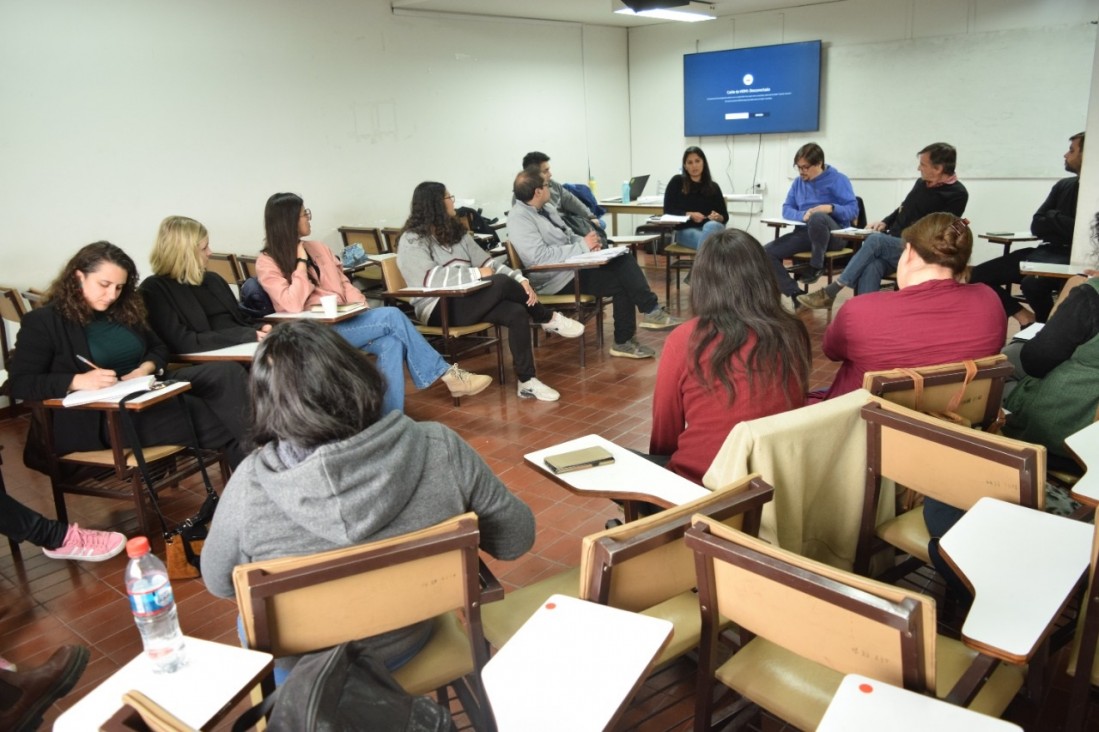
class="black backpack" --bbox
[234,641,451,732]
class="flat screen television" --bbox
[683,40,822,137]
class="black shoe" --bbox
[797,267,824,284]
[0,645,90,732]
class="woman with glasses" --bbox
[662,146,727,251]
[141,215,272,352]
[256,192,492,414]
[397,181,583,402]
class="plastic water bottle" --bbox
[125,536,187,673]
[621,180,631,203]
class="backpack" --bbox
[233,641,452,732]
[239,276,275,318]
[456,206,501,249]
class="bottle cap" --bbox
[125,536,151,558]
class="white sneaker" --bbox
[541,311,585,339]
[517,377,560,402]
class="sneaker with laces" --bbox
[609,338,656,359]
[639,306,684,330]
[517,377,560,401]
[796,266,824,284]
[42,524,126,562]
[796,289,836,310]
[540,311,584,339]
[440,364,492,398]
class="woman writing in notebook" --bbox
[397,181,583,403]
[9,242,247,467]
[649,229,810,484]
[255,192,492,414]
[662,146,728,251]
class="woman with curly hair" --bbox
[662,146,727,250]
[649,229,809,484]
[397,181,583,402]
[256,192,492,414]
[10,241,247,467]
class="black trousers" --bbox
[428,275,551,382]
[557,255,658,345]
[969,245,1068,322]
[0,491,67,549]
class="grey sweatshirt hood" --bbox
[251,411,427,546]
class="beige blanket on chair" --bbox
[702,389,894,571]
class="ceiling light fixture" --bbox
[613,0,717,23]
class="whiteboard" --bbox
[819,24,1094,178]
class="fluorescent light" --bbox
[614,4,716,22]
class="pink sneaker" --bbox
[42,525,127,562]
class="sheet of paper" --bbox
[566,247,629,264]
[62,375,157,407]
[1012,323,1045,341]
[761,217,804,227]
[649,214,689,224]
[400,280,486,293]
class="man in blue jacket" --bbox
[763,143,859,298]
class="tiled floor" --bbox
[0,263,1090,730]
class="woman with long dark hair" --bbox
[202,320,534,675]
[10,242,248,467]
[662,146,728,250]
[255,192,492,414]
[397,181,583,402]
[649,229,810,484]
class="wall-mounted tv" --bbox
[683,40,822,137]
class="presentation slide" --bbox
[684,41,821,137]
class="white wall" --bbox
[1073,18,1099,266]
[0,0,630,287]
[625,0,1098,264]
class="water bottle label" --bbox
[129,584,174,617]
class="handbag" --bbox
[118,388,220,580]
[341,243,368,268]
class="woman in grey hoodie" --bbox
[202,320,535,673]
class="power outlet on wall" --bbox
[753,182,766,193]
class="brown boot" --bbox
[0,645,89,732]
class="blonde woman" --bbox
[140,215,271,353]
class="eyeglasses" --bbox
[300,209,312,220]
[443,194,456,201]
[794,163,816,172]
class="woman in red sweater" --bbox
[649,229,811,484]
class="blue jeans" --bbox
[333,307,448,415]
[837,233,904,295]
[674,221,724,250]
[763,213,844,296]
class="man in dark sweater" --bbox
[798,142,968,308]
[968,132,1084,325]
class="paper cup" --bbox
[320,295,338,318]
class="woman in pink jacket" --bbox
[255,192,491,414]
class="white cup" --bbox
[319,295,338,318]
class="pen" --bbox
[76,354,102,370]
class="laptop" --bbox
[603,175,650,203]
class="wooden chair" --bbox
[0,286,29,373]
[504,241,606,367]
[788,195,867,287]
[861,354,1013,432]
[380,227,403,253]
[100,691,195,732]
[233,513,493,729]
[21,288,47,310]
[24,389,230,544]
[853,399,1045,577]
[481,473,774,668]
[686,514,1025,732]
[664,243,695,309]
[1066,518,1099,730]
[377,256,504,401]
[338,226,388,289]
[206,252,243,286]
[0,445,22,559]
[235,254,258,280]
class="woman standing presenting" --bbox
[256,192,491,414]
[663,146,728,250]
[649,229,810,484]
[397,181,583,402]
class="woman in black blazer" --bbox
[10,241,247,467]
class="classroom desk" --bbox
[939,497,1092,664]
[524,434,708,521]
[55,637,273,732]
[979,232,1038,256]
[817,674,1022,731]
[1066,420,1099,506]
[482,594,672,732]
[176,341,259,363]
[263,303,368,324]
[601,194,762,235]
[1018,261,1091,279]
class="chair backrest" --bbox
[854,195,867,228]
[862,399,1045,512]
[380,227,403,253]
[22,288,47,310]
[0,287,29,371]
[686,514,936,693]
[579,474,773,611]
[236,254,258,280]
[377,256,408,292]
[207,252,243,286]
[861,354,1012,431]
[233,513,484,662]
[338,226,388,255]
[504,240,525,270]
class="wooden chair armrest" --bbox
[480,557,504,604]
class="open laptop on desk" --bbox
[601,174,649,203]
